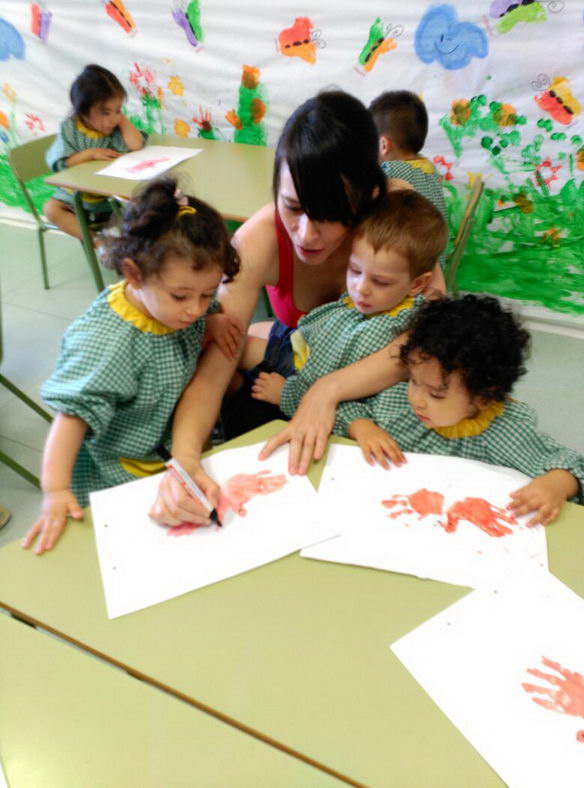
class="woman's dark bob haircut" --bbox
[273,90,386,227]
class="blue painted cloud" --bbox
[415,5,488,70]
[0,18,25,62]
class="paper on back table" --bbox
[302,444,548,589]
[391,570,584,788]
[90,444,335,618]
[95,145,201,180]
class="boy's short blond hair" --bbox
[355,190,448,278]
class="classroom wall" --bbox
[1,1,583,317]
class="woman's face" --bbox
[276,163,349,265]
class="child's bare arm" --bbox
[22,413,87,555]
[508,469,579,527]
[66,148,121,166]
[348,419,406,469]
[118,114,145,151]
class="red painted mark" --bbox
[167,521,204,536]
[522,657,584,742]
[444,497,517,537]
[217,470,287,520]
[126,157,170,173]
[382,489,445,520]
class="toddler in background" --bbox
[44,63,144,240]
[23,176,239,555]
[250,190,448,415]
[335,295,584,526]
[369,90,447,267]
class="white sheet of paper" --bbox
[90,444,334,618]
[95,145,201,180]
[391,571,584,788]
[302,444,548,589]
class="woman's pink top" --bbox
[265,210,305,329]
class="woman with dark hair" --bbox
[150,90,445,527]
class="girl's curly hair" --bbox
[400,294,531,401]
[104,176,240,283]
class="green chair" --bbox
[444,175,485,293]
[0,279,52,489]
[8,135,108,293]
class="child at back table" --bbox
[249,190,448,415]
[44,63,144,240]
[334,295,584,526]
[369,90,448,267]
[23,176,240,555]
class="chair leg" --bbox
[0,374,52,423]
[0,450,41,489]
[73,191,105,293]
[38,227,50,289]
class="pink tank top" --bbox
[265,210,305,329]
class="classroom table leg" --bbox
[73,191,106,293]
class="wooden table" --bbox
[1,422,583,786]
[0,613,342,788]
[44,134,275,224]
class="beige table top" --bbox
[1,422,583,787]
[45,134,275,222]
[0,613,343,788]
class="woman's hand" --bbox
[21,490,84,555]
[259,381,337,474]
[149,461,220,527]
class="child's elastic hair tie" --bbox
[174,188,197,218]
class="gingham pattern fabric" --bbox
[46,116,132,211]
[334,383,584,503]
[279,293,423,417]
[381,158,448,268]
[42,283,218,506]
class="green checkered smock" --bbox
[42,281,218,506]
[334,383,584,504]
[280,293,423,418]
[46,116,139,214]
[382,158,448,268]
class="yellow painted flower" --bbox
[3,83,17,103]
[450,99,471,126]
[174,119,190,137]
[0,111,9,129]
[494,103,517,127]
[168,75,184,96]
[576,146,584,172]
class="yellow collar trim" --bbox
[407,157,436,174]
[75,116,106,139]
[432,400,505,439]
[107,281,175,335]
[342,294,416,318]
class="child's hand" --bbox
[348,419,406,469]
[89,148,122,161]
[251,372,285,406]
[149,462,220,527]
[205,313,244,360]
[21,490,84,555]
[508,470,578,526]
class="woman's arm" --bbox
[260,336,407,474]
[149,204,279,525]
[22,413,87,554]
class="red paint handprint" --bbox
[217,470,287,520]
[444,497,517,537]
[126,157,170,174]
[382,489,444,520]
[522,656,584,743]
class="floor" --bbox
[1,222,583,549]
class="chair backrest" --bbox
[445,175,484,292]
[8,134,56,183]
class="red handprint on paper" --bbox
[168,470,287,536]
[126,157,170,174]
[382,489,444,520]
[217,470,287,520]
[522,656,584,743]
[381,490,519,538]
[444,497,517,537]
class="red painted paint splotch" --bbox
[167,521,205,536]
[444,497,517,537]
[277,17,318,64]
[382,489,444,520]
[126,157,169,173]
[217,470,287,520]
[105,0,136,35]
[522,656,584,742]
